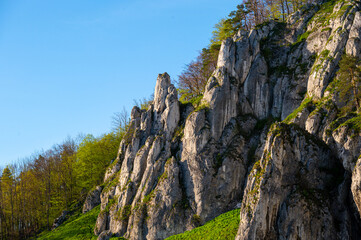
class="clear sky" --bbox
[0,0,239,168]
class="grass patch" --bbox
[158,168,169,183]
[335,114,361,137]
[189,95,203,107]
[283,97,314,123]
[297,30,312,43]
[309,0,351,28]
[320,49,330,59]
[143,189,155,204]
[339,115,361,132]
[194,101,210,112]
[103,197,117,214]
[321,27,332,32]
[115,204,132,222]
[165,209,240,240]
[36,206,101,240]
[103,176,119,193]
[180,94,203,107]
[173,125,185,141]
[310,0,336,26]
[290,30,313,51]
[36,205,127,240]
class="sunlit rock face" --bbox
[91,1,361,239]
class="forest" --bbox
[2,0,358,239]
[0,126,125,239]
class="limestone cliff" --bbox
[91,0,361,239]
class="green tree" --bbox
[337,54,361,113]
[210,19,235,48]
[75,133,121,190]
[133,95,154,111]
[0,166,15,238]
[112,107,130,134]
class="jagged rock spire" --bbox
[154,72,171,113]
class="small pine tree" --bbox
[337,54,361,113]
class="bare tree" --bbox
[112,107,130,133]
[133,94,154,110]
[177,48,217,103]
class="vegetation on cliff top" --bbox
[177,0,320,104]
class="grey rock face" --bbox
[346,8,361,56]
[352,157,361,216]
[154,73,171,113]
[97,230,113,240]
[332,126,361,173]
[307,1,358,99]
[93,0,361,239]
[103,159,121,183]
[94,73,187,239]
[83,186,103,213]
[95,70,254,239]
[94,211,108,235]
[52,210,70,229]
[243,55,270,119]
[236,124,350,240]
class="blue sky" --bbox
[0,0,238,168]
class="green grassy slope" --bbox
[36,205,100,240]
[36,206,240,240]
[165,209,240,240]
[35,205,127,240]
[35,204,126,240]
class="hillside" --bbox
[36,207,240,240]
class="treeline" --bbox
[0,114,129,240]
[178,0,317,103]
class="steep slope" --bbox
[37,206,101,240]
[36,206,126,240]
[165,208,240,240]
[91,0,361,239]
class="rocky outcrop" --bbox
[93,0,361,239]
[235,123,356,239]
[52,210,70,229]
[352,157,361,217]
[93,69,257,239]
[83,186,103,213]
[346,11,361,56]
[97,230,113,240]
[306,1,357,99]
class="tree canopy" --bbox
[76,132,122,190]
[336,54,361,113]
[0,118,126,239]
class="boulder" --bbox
[83,186,103,213]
